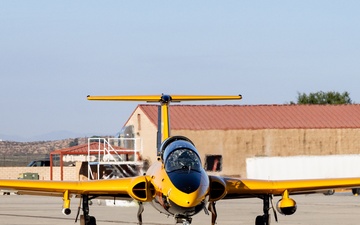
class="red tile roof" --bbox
[138,104,360,130]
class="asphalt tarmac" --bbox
[0,192,359,225]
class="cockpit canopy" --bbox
[165,148,201,172]
[160,136,202,172]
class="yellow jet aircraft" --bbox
[1,94,360,225]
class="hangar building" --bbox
[121,104,360,178]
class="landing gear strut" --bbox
[137,202,144,225]
[255,195,271,225]
[208,201,217,225]
[79,195,97,225]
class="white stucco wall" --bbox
[246,155,360,180]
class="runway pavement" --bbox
[0,192,360,225]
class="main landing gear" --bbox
[205,196,275,225]
[76,195,97,225]
[208,201,217,225]
[137,202,144,225]
[255,195,277,225]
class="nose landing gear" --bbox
[176,215,192,225]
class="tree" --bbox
[69,138,79,147]
[291,91,353,104]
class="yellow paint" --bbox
[146,162,209,208]
[224,177,360,196]
[161,103,170,141]
[63,190,70,209]
[87,95,242,102]
[278,190,296,208]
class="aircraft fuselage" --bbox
[145,137,210,217]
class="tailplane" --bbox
[87,94,242,155]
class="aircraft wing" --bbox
[222,177,360,198]
[0,176,150,200]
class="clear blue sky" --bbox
[1,1,360,140]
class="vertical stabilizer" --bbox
[156,106,161,156]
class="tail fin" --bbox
[87,94,242,155]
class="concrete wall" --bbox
[176,129,360,177]
[0,166,80,181]
[126,107,158,165]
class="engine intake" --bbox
[128,176,155,202]
[208,176,227,201]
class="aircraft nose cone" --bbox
[177,196,197,208]
[168,171,201,194]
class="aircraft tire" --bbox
[323,189,335,195]
[255,215,269,225]
[80,215,97,225]
[352,188,360,195]
[89,216,96,225]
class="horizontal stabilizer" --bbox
[87,94,242,103]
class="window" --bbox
[204,155,222,172]
[165,149,201,172]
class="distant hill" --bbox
[0,131,99,142]
[0,138,88,156]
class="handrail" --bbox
[87,137,143,180]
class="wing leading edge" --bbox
[0,176,147,198]
[223,177,360,198]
